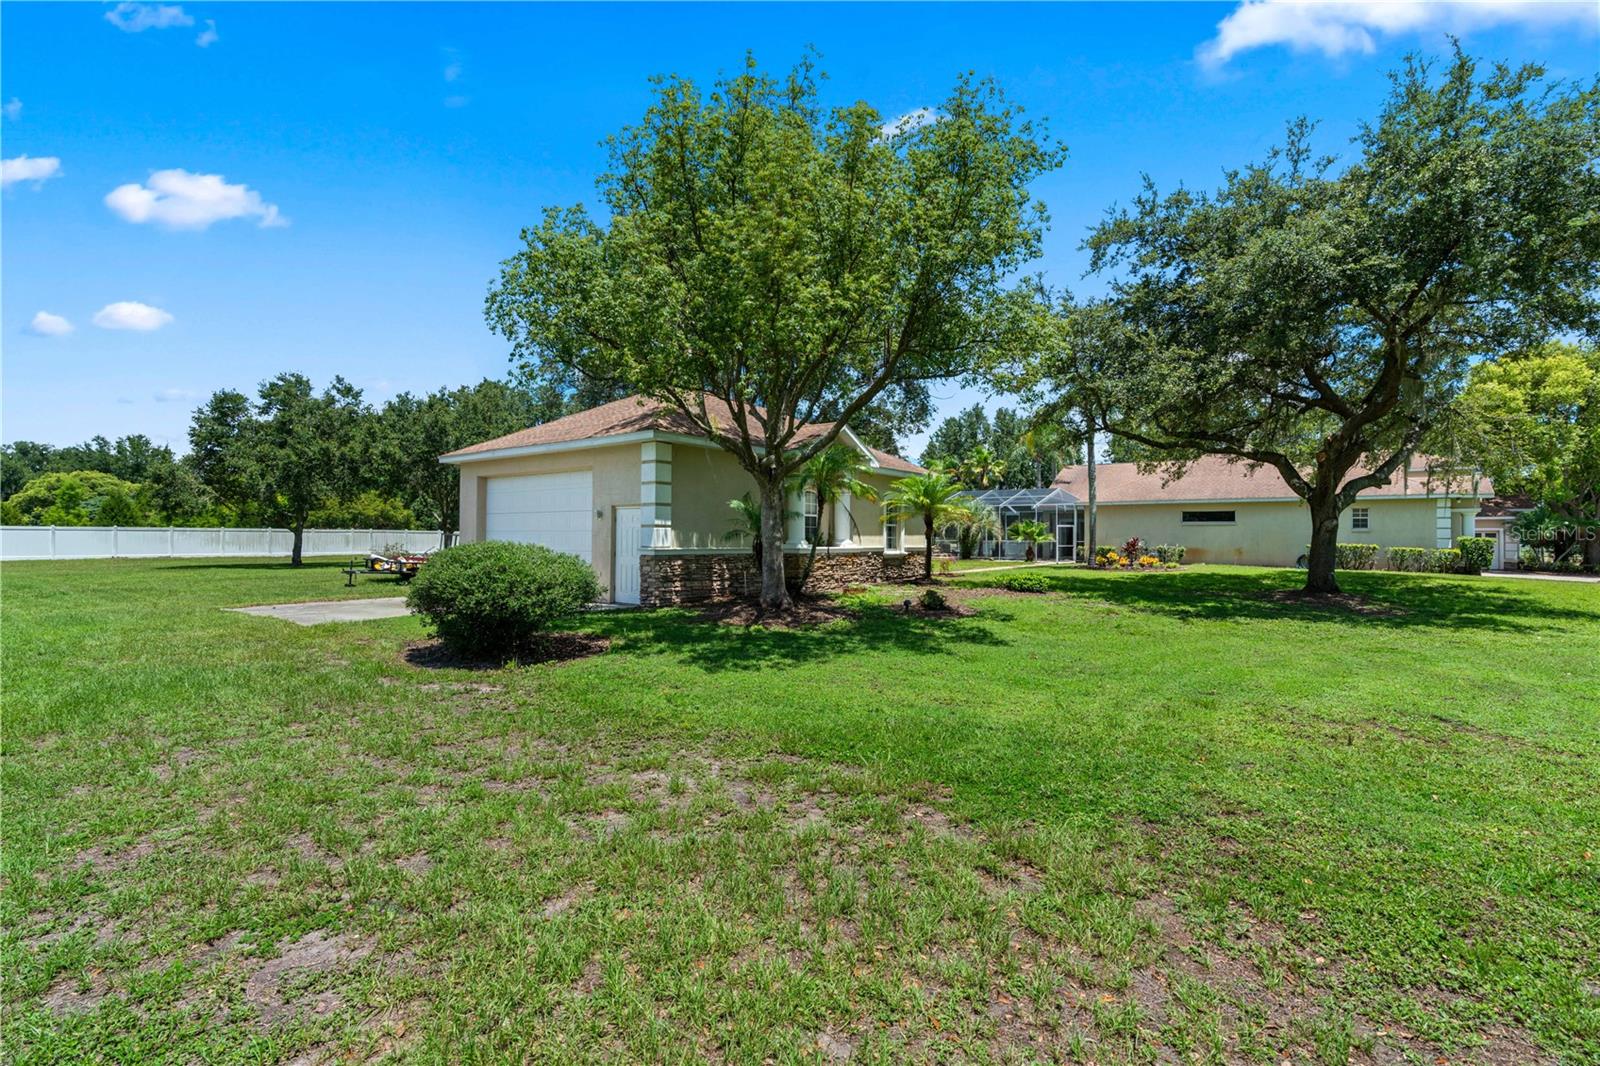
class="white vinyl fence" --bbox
[0,526,455,562]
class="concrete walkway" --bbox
[228,598,412,626]
[946,560,1078,575]
[1485,569,1600,584]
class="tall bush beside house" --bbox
[1334,543,1380,570]
[1457,536,1496,575]
[1386,547,1430,572]
[1153,544,1185,565]
[406,541,599,660]
[1430,548,1463,573]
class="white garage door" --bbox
[484,471,593,563]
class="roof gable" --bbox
[442,393,925,473]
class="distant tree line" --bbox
[2,376,601,564]
[918,404,1079,489]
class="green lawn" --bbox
[3,558,1596,1064]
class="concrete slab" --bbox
[227,597,413,626]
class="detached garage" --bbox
[439,394,928,606]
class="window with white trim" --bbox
[884,515,900,551]
[1350,506,1370,531]
[803,489,819,545]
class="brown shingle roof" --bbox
[442,393,925,473]
[1051,455,1492,503]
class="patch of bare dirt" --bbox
[42,971,111,1014]
[244,930,374,1023]
[1258,588,1408,617]
[402,634,610,670]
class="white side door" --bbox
[613,506,642,605]
[484,471,593,562]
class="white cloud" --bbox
[195,18,218,47]
[3,98,21,121]
[93,301,175,331]
[1198,1,1599,69]
[443,94,470,109]
[880,107,938,138]
[105,169,285,230]
[444,61,462,83]
[1,155,63,188]
[28,311,74,336]
[105,2,193,32]
[153,387,199,402]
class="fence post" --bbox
[50,525,57,560]
[113,526,120,558]
[169,526,176,557]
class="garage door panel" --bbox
[484,472,593,563]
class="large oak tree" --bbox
[1083,51,1599,594]
[486,55,1062,608]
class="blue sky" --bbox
[4,2,1596,459]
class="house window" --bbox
[1181,510,1236,524]
[803,489,819,545]
[1351,507,1370,531]
[884,516,900,552]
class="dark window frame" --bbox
[1180,510,1237,524]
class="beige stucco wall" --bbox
[650,445,923,552]
[454,443,642,596]
[1092,496,1479,566]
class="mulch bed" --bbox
[402,633,612,670]
[695,599,859,630]
[1258,589,1408,618]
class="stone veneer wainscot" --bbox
[640,550,923,606]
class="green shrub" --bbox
[1153,543,1186,564]
[918,588,948,611]
[1334,543,1380,570]
[1430,548,1462,573]
[995,572,1049,593]
[1457,536,1495,575]
[1385,546,1431,572]
[406,541,599,659]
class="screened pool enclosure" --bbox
[941,487,1085,561]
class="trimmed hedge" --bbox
[1386,546,1432,572]
[1153,543,1186,564]
[406,540,599,659]
[994,572,1050,593]
[1334,543,1380,570]
[1457,536,1495,575]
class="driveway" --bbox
[227,598,412,626]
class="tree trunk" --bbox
[291,521,304,567]
[1085,416,1097,565]
[758,476,791,611]
[1304,495,1342,594]
[922,509,935,580]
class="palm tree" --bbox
[953,501,999,559]
[786,444,878,595]
[886,471,969,581]
[1007,518,1051,562]
[959,445,1007,489]
[724,493,795,579]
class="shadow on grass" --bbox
[597,601,1013,672]
[956,567,1596,634]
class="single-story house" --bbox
[441,395,928,605]
[1048,455,1511,568]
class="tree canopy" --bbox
[1078,50,1599,592]
[1450,341,1600,564]
[486,53,1063,608]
